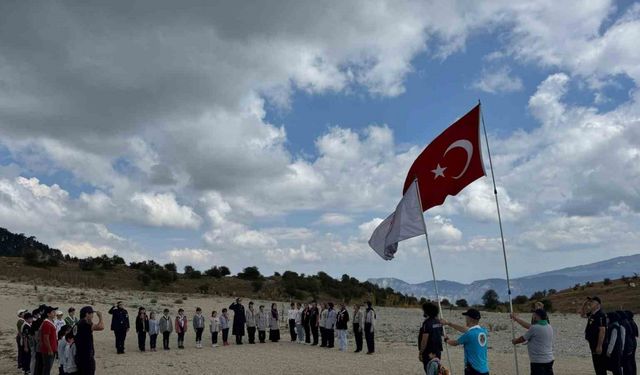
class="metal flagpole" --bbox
[415,178,454,375]
[479,103,520,375]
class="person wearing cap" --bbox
[39,305,59,375]
[581,296,607,375]
[442,308,489,375]
[245,302,257,344]
[418,302,444,374]
[65,307,79,327]
[229,298,246,345]
[512,309,554,375]
[54,311,66,334]
[108,301,130,354]
[75,306,104,375]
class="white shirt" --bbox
[54,318,66,334]
[288,308,298,320]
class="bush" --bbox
[204,265,231,278]
[197,284,209,294]
[441,299,451,306]
[513,295,529,305]
[455,299,468,308]
[603,278,612,285]
[174,299,183,304]
[251,279,264,292]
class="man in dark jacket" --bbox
[229,298,246,345]
[108,301,130,354]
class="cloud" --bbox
[316,213,354,226]
[472,66,524,93]
[130,192,201,229]
[57,241,116,258]
[164,248,220,270]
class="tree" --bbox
[603,278,612,285]
[441,299,451,306]
[455,299,468,308]
[237,266,263,281]
[164,263,177,272]
[184,265,201,279]
[482,289,500,310]
[204,265,230,278]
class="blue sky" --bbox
[1,0,639,285]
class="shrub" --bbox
[441,299,451,306]
[251,279,264,292]
[455,299,468,308]
[603,278,612,285]
[174,299,183,304]
[513,295,529,305]
[237,266,263,281]
[482,289,500,310]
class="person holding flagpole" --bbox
[442,309,490,375]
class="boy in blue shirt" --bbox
[442,308,489,375]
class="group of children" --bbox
[16,306,81,375]
[134,302,283,351]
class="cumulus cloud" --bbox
[130,192,201,229]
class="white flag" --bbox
[368,180,425,260]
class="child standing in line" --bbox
[148,312,159,352]
[193,307,205,349]
[256,305,268,343]
[175,309,188,349]
[62,333,77,375]
[159,309,173,350]
[209,311,220,348]
[220,309,230,346]
[135,307,149,352]
[57,328,67,375]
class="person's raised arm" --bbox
[93,311,105,331]
[510,313,531,329]
[512,336,526,345]
[440,319,468,333]
[443,337,460,347]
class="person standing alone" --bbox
[108,301,129,354]
[581,296,607,375]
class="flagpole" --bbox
[415,178,454,375]
[479,103,520,375]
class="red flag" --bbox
[403,104,485,211]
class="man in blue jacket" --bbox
[108,301,130,354]
[442,308,489,375]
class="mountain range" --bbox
[368,254,640,304]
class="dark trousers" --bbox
[530,361,554,375]
[149,333,157,349]
[289,319,296,341]
[326,328,335,347]
[21,349,31,371]
[35,352,43,375]
[311,325,319,345]
[114,329,126,353]
[365,323,375,353]
[16,335,22,369]
[353,323,363,351]
[195,328,204,342]
[137,331,146,351]
[247,327,256,343]
[222,328,229,343]
[304,323,311,343]
[77,357,96,375]
[623,353,637,375]
[258,330,266,343]
[269,329,280,342]
[235,334,243,344]
[464,365,489,375]
[59,364,65,375]
[177,332,185,347]
[591,353,607,375]
[42,354,55,375]
[320,327,326,347]
[162,331,170,349]
[211,331,218,345]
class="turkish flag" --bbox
[403,104,485,212]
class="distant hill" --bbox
[0,227,63,265]
[369,254,640,305]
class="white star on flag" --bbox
[431,164,446,179]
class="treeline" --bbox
[478,288,554,312]
[0,227,64,267]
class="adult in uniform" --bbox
[75,306,104,375]
[581,296,607,375]
[108,301,130,354]
[418,302,444,373]
[229,298,246,345]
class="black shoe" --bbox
[366,351,374,355]
[354,349,361,353]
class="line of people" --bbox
[15,304,104,375]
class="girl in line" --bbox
[193,307,205,349]
[269,303,280,342]
[175,309,188,349]
[209,310,220,347]
[220,309,230,346]
[148,312,159,352]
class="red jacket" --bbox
[175,316,188,333]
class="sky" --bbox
[1,0,639,284]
